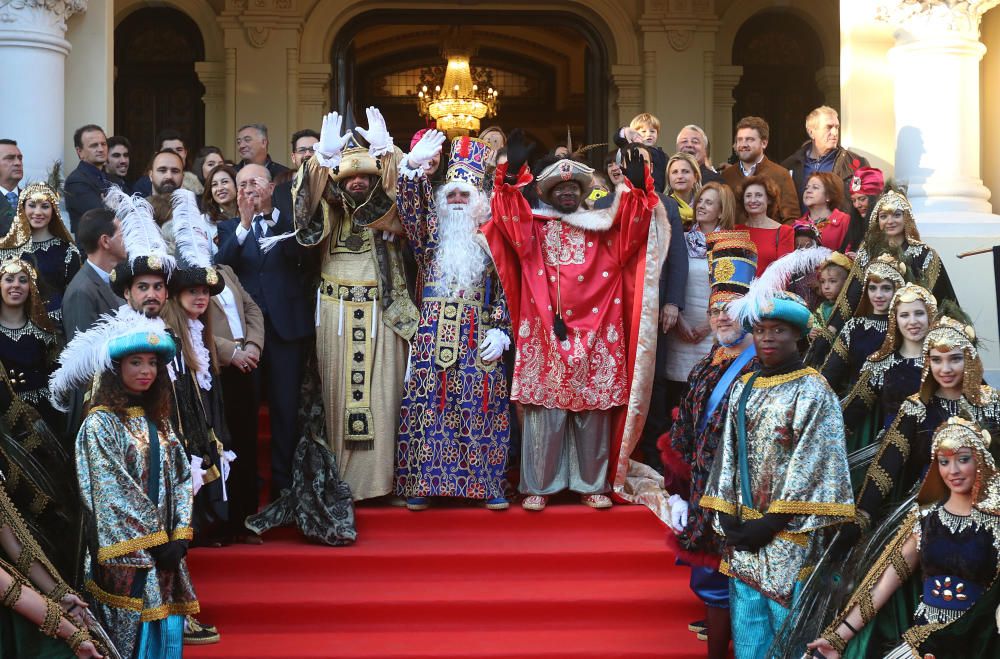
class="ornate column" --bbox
[711,65,742,163]
[195,61,227,150]
[880,0,999,216]
[877,0,1000,383]
[610,65,643,128]
[297,64,331,129]
[0,0,86,183]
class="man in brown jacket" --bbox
[209,263,266,543]
[722,116,800,223]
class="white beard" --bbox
[434,189,488,296]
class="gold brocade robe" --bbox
[701,368,855,606]
[293,154,419,501]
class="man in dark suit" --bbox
[61,208,127,435]
[234,123,289,180]
[0,139,24,236]
[217,163,313,496]
[65,125,111,233]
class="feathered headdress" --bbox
[169,190,223,295]
[171,189,212,269]
[727,246,832,331]
[48,307,175,412]
[105,186,176,296]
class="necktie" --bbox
[4,191,15,209]
[253,215,264,241]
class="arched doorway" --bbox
[732,11,824,164]
[114,7,205,181]
[331,11,609,159]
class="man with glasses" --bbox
[274,128,319,186]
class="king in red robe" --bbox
[484,144,669,513]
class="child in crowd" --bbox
[788,220,821,307]
[614,112,668,192]
[807,252,852,351]
[793,218,820,250]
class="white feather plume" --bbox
[48,307,168,412]
[103,185,176,275]
[170,189,212,268]
[727,246,832,328]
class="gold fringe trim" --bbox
[85,580,199,621]
[96,530,168,564]
[743,368,817,388]
[767,500,855,518]
[170,527,194,541]
[140,600,200,622]
[777,531,810,547]
[698,496,763,520]
[85,580,142,611]
[88,405,145,418]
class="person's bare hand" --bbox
[808,327,820,340]
[624,127,642,144]
[237,188,255,228]
[232,348,257,373]
[675,316,697,343]
[75,641,103,659]
[805,638,840,659]
[60,593,89,626]
[660,304,679,333]
[244,343,261,366]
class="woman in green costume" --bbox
[0,476,104,657]
[840,285,936,484]
[808,416,1000,659]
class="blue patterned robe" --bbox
[76,406,199,658]
[701,368,855,606]
[393,171,512,500]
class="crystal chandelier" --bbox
[417,43,499,135]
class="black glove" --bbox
[504,128,534,183]
[621,145,647,190]
[732,513,792,552]
[828,520,862,561]
[717,512,743,543]
[149,540,189,571]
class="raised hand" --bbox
[315,112,352,168]
[621,145,647,189]
[504,128,534,182]
[407,129,446,171]
[356,106,393,156]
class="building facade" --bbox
[1,0,998,376]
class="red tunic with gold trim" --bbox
[483,163,658,412]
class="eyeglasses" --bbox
[294,146,315,155]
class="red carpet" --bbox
[185,501,710,658]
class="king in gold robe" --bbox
[293,127,419,501]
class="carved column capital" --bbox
[877,0,999,39]
[0,0,86,39]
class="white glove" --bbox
[315,112,352,168]
[668,494,689,533]
[356,106,394,157]
[190,455,208,496]
[406,129,446,171]
[479,328,510,362]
